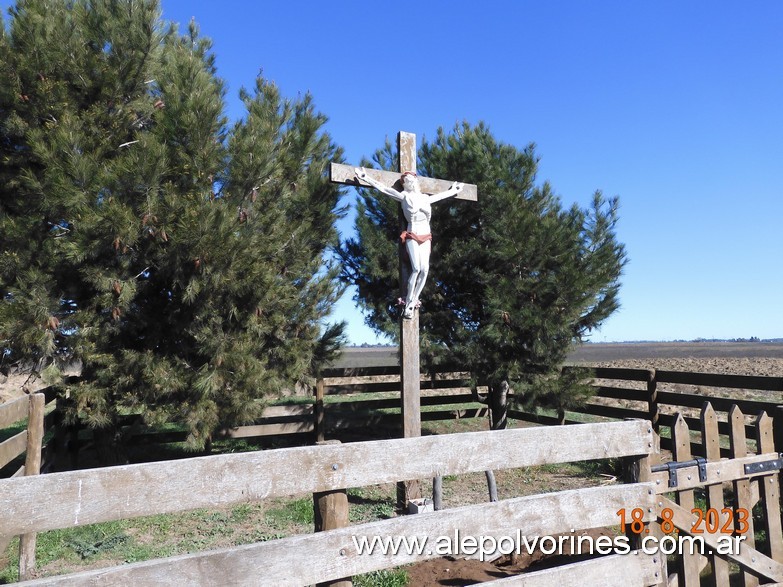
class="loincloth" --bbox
[399,231,432,245]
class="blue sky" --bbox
[5,1,783,343]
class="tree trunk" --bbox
[489,380,509,431]
[485,380,508,505]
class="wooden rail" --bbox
[1,420,659,586]
[4,386,783,585]
[7,365,783,465]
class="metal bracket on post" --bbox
[651,457,708,488]
[744,455,783,476]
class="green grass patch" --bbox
[354,568,409,587]
[265,498,314,528]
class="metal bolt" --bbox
[332,464,339,471]
[340,549,346,556]
[648,507,653,513]
[687,475,692,480]
[656,479,661,485]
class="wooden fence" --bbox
[5,365,783,466]
[0,393,46,580]
[3,419,663,585]
[3,404,783,585]
[551,367,783,457]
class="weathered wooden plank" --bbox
[18,483,656,587]
[327,392,480,412]
[660,497,783,583]
[656,391,780,416]
[0,395,29,429]
[672,413,701,587]
[0,430,27,470]
[260,405,313,418]
[325,378,473,394]
[756,412,783,562]
[730,406,758,587]
[700,403,729,586]
[330,162,478,201]
[583,367,653,382]
[322,365,401,378]
[422,408,488,421]
[219,421,314,439]
[479,552,661,586]
[656,371,783,392]
[0,421,654,535]
[581,402,650,421]
[507,410,562,426]
[595,386,649,402]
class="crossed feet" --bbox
[397,298,422,319]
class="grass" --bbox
[354,568,410,587]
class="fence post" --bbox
[700,402,730,585]
[433,476,443,510]
[773,405,783,517]
[489,381,509,431]
[315,377,325,443]
[730,405,758,587]
[647,369,659,432]
[313,440,350,587]
[624,425,666,586]
[672,413,704,586]
[18,393,45,581]
[756,411,783,562]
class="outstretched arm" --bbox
[355,167,403,201]
[429,181,464,204]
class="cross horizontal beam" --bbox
[330,163,478,202]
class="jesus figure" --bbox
[355,167,463,319]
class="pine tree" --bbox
[341,122,626,419]
[0,0,345,456]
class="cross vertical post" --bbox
[397,131,422,507]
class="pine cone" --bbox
[112,281,122,296]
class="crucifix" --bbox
[331,131,477,507]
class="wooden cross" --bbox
[331,131,477,506]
